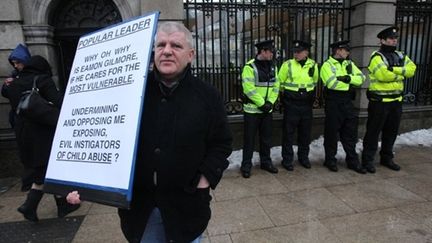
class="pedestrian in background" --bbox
[2,44,32,191]
[320,40,366,174]
[2,44,31,130]
[362,26,417,173]
[5,55,79,222]
[279,40,319,171]
[240,40,280,178]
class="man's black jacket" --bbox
[118,67,233,242]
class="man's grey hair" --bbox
[156,22,194,48]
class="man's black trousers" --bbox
[362,100,402,164]
[241,112,273,172]
[324,97,359,165]
[281,99,312,163]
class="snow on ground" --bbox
[227,127,432,170]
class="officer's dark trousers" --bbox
[241,112,273,172]
[281,98,312,163]
[362,100,402,164]
[324,94,359,165]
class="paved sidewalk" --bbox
[1,145,432,242]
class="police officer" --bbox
[240,40,280,178]
[362,26,416,173]
[279,40,318,171]
[321,40,366,174]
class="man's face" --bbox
[260,48,274,61]
[154,31,194,80]
[11,60,25,71]
[336,48,350,59]
[294,49,308,61]
[381,36,398,46]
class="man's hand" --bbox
[308,67,315,77]
[259,101,272,113]
[346,64,352,74]
[66,191,81,204]
[4,78,13,86]
[336,75,351,84]
[197,175,210,188]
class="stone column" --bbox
[347,0,397,109]
[0,0,25,77]
[22,25,60,85]
[140,0,183,22]
[0,0,26,128]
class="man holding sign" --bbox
[68,22,233,242]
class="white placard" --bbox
[45,12,159,202]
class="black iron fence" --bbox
[184,0,349,114]
[396,0,432,105]
[184,0,432,114]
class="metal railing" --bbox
[184,0,432,112]
[184,0,349,114]
[396,0,432,105]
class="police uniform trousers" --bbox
[324,90,359,165]
[281,91,313,163]
[362,100,402,164]
[241,112,273,172]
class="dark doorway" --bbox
[49,0,122,91]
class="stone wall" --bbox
[229,106,432,150]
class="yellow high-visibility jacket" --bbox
[241,58,280,114]
[321,56,365,90]
[278,58,319,92]
[367,50,416,102]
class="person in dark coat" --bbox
[2,44,32,191]
[121,21,232,243]
[2,43,31,129]
[5,55,79,222]
[67,22,233,242]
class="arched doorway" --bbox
[49,0,122,91]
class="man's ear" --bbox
[188,49,195,62]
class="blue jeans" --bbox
[141,208,201,243]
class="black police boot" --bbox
[298,158,311,169]
[17,189,43,222]
[281,160,294,171]
[323,161,338,172]
[260,163,278,174]
[347,162,367,174]
[54,196,81,218]
[362,161,376,173]
[240,163,252,178]
[241,170,251,178]
[380,160,401,171]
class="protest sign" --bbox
[44,12,159,208]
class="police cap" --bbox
[255,40,274,51]
[292,40,312,52]
[330,40,350,51]
[377,26,399,39]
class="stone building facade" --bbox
[0,0,184,129]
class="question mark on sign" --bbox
[115,153,119,162]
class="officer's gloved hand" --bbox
[336,75,351,84]
[308,67,315,77]
[346,63,352,74]
[387,66,393,72]
[259,101,273,113]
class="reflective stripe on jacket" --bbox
[321,56,365,91]
[367,50,416,102]
[278,58,318,92]
[242,58,280,114]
